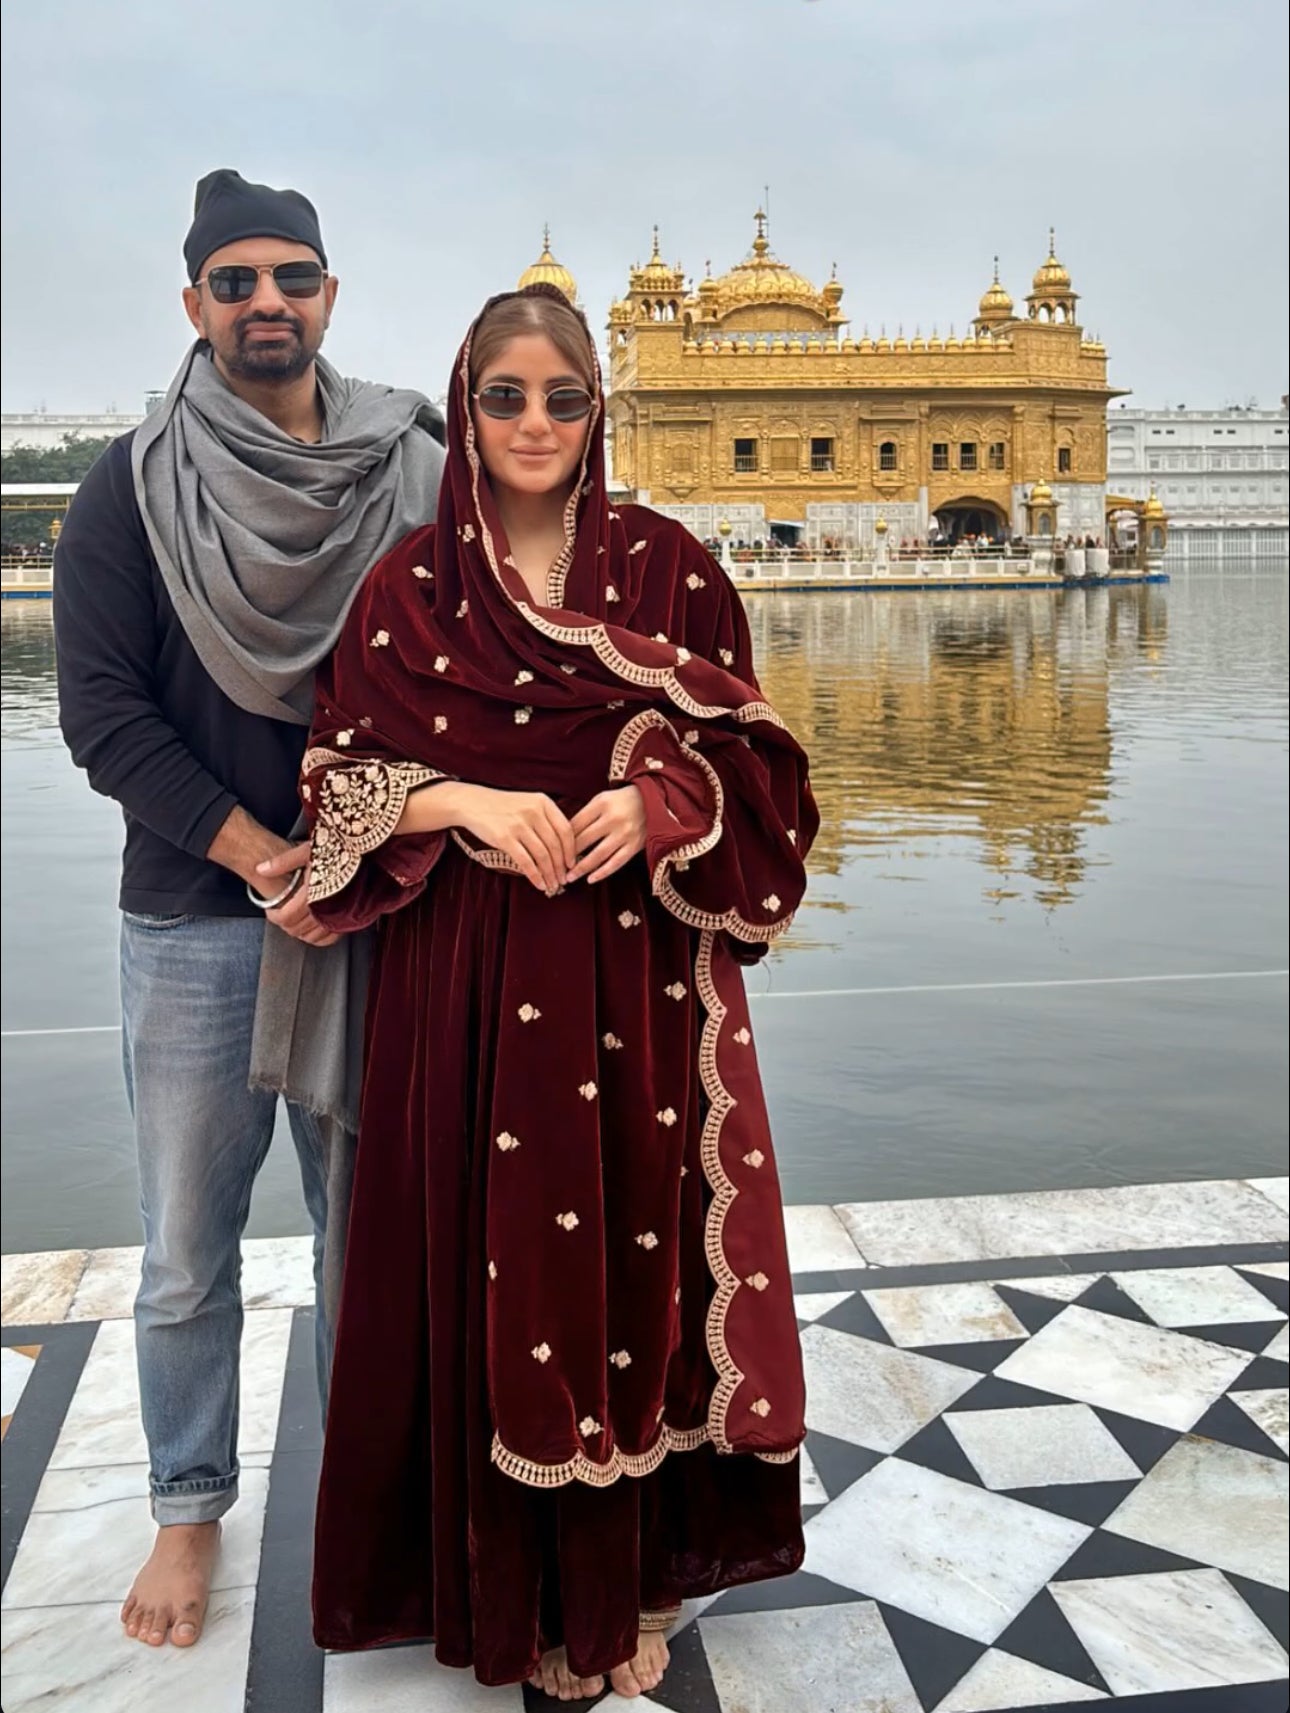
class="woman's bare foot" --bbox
[529,1644,605,1701]
[120,1521,221,1647]
[608,1630,670,1698]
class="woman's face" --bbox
[471,333,591,501]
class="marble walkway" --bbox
[2,1175,1287,1713]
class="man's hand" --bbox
[566,786,647,885]
[254,843,340,947]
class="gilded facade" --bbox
[524,216,1120,546]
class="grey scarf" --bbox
[133,345,443,1316]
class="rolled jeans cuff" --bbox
[150,1474,238,1527]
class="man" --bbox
[54,169,444,1651]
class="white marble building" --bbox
[1,403,158,453]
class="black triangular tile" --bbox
[877,1604,986,1710]
[816,1290,894,1343]
[801,1501,827,1524]
[952,1372,1075,1411]
[1090,1406,1183,1472]
[643,1620,721,1713]
[1234,1267,1290,1316]
[1005,1479,1138,1527]
[1224,1570,1290,1651]
[916,1338,1028,1374]
[992,1283,1071,1335]
[1229,1352,1289,1391]
[893,1416,985,1486]
[1190,1393,1288,1461]
[803,1430,884,1500]
[1073,1276,1156,1324]
[1052,1526,1206,1581]
[705,1567,862,1617]
[1175,1320,1286,1355]
[994,1585,1110,1691]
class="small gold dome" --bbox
[1032,228,1072,293]
[978,256,1014,319]
[1142,488,1165,517]
[822,263,844,304]
[1031,477,1053,503]
[518,225,578,303]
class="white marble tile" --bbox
[1052,1568,1289,1695]
[1111,1264,1286,1328]
[864,1281,1028,1347]
[0,1586,255,1712]
[2,1342,40,1422]
[799,1445,827,1507]
[834,1179,1287,1266]
[1232,1389,1290,1456]
[236,1307,295,1454]
[241,1234,317,1311]
[1104,1435,1289,1590]
[995,1306,1250,1430]
[1245,1176,1290,1214]
[991,1273,1100,1302]
[793,1290,852,1323]
[68,1245,143,1321]
[1242,1261,1290,1281]
[2,1465,268,1610]
[700,1601,922,1713]
[1,1248,88,1325]
[945,1403,1141,1491]
[783,1205,866,1272]
[803,1456,1089,1644]
[800,1322,977,1452]
[325,1643,524,1709]
[1263,1321,1289,1361]
[939,1649,1109,1709]
[33,1461,153,1512]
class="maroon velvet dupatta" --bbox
[304,288,818,1673]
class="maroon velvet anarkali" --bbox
[303,288,819,1685]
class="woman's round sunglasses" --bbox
[195,261,328,305]
[473,382,594,424]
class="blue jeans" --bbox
[121,912,329,1526]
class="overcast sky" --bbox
[2,0,1286,416]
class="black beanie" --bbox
[183,169,327,282]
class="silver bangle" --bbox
[246,868,305,911]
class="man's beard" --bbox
[221,313,319,381]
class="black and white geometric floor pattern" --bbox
[2,1241,1287,1712]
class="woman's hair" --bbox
[469,287,597,393]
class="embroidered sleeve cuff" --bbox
[303,748,448,904]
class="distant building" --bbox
[1,403,153,452]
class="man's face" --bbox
[182,237,339,383]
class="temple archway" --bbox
[933,496,1008,544]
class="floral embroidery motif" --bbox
[653,632,669,643]
[531,1343,552,1363]
[664,982,687,1001]
[456,600,470,618]
[335,729,353,747]
[412,564,432,579]
[560,663,577,674]
[360,716,372,727]
[370,630,390,648]
[518,1003,542,1022]
[302,783,312,800]
[578,1081,598,1101]
[488,1261,498,1280]
[762,894,782,912]
[746,1272,770,1292]
[434,654,449,672]
[461,523,476,542]
[787,829,798,845]
[306,753,444,901]
[434,716,448,733]
[749,1397,772,1418]
[675,647,691,664]
[674,1286,682,1304]
[495,1131,521,1152]
[502,554,517,569]
[514,670,534,685]
[606,585,620,602]
[602,1032,624,1050]
[618,911,641,929]
[743,1149,765,1169]
[656,1107,677,1127]
[555,1211,580,1231]
[686,573,705,590]
[607,699,624,710]
[636,1231,659,1250]
[515,707,532,725]
[629,540,646,554]
[645,757,665,771]
[609,1349,632,1369]
[733,1027,751,1046]
[609,510,621,521]
[719,648,734,666]
[684,729,700,744]
[579,1417,602,1437]
[680,1164,689,1177]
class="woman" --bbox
[293,283,817,1699]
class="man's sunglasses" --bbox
[473,382,594,424]
[194,261,328,305]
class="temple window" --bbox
[932,442,950,471]
[988,442,1006,471]
[879,440,898,471]
[810,437,835,473]
[1057,447,1073,474]
[959,443,978,472]
[770,437,799,474]
[733,438,759,473]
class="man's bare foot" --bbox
[528,1645,605,1701]
[608,1630,670,1698]
[120,1521,221,1648]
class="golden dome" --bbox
[629,227,686,297]
[1142,488,1165,517]
[517,225,578,303]
[708,210,828,316]
[1030,477,1053,503]
[1032,228,1072,293]
[823,262,844,304]
[978,256,1014,320]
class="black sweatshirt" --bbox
[54,433,310,916]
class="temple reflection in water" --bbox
[748,583,1169,910]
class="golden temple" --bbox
[518,218,1122,548]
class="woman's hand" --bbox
[450,784,577,895]
[566,786,647,885]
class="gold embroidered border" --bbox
[639,1607,682,1634]
[304,748,445,902]
[490,1421,708,1490]
[694,928,741,1450]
